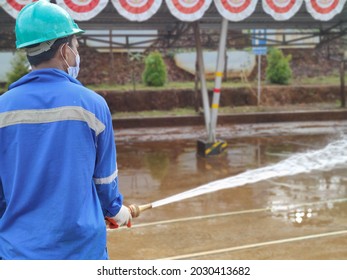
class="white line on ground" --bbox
[159,229,347,260]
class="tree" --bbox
[128,52,144,91]
[266,48,292,85]
[142,51,167,87]
[6,51,30,89]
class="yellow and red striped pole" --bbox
[210,18,229,142]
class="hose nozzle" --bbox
[128,203,152,218]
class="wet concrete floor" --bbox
[107,121,347,259]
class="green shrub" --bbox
[6,51,30,89]
[265,48,292,85]
[142,51,167,87]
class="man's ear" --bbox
[56,43,70,70]
[60,43,68,60]
[62,43,74,62]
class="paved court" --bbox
[107,121,347,260]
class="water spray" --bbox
[109,136,347,228]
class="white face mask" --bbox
[68,52,80,79]
[61,44,80,79]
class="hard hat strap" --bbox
[26,39,57,57]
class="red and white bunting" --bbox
[214,0,258,21]
[56,0,108,21]
[263,0,303,20]
[165,0,212,22]
[305,0,346,21]
[1,0,347,24]
[111,0,162,21]
[0,0,34,18]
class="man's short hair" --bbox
[26,36,73,66]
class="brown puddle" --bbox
[108,122,347,259]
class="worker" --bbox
[0,1,132,260]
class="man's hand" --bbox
[107,205,132,228]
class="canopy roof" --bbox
[1,1,347,50]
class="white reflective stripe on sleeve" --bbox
[93,169,118,185]
[0,106,105,136]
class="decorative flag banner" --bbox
[0,0,34,18]
[111,0,162,21]
[165,0,212,22]
[214,0,258,21]
[56,0,109,21]
[263,0,303,20]
[1,0,347,22]
[305,0,347,21]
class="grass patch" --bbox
[88,80,253,92]
[112,102,341,119]
[87,74,346,91]
[295,75,343,86]
[112,107,198,119]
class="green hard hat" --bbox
[15,0,84,49]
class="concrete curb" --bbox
[113,109,347,129]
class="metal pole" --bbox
[109,30,114,83]
[257,55,261,105]
[194,56,200,112]
[193,22,211,138]
[210,18,228,142]
[340,60,346,108]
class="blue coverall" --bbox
[0,69,123,259]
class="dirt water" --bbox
[107,121,347,259]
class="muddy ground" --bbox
[98,85,342,113]
[108,123,347,260]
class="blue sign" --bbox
[252,47,267,55]
[252,29,267,55]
